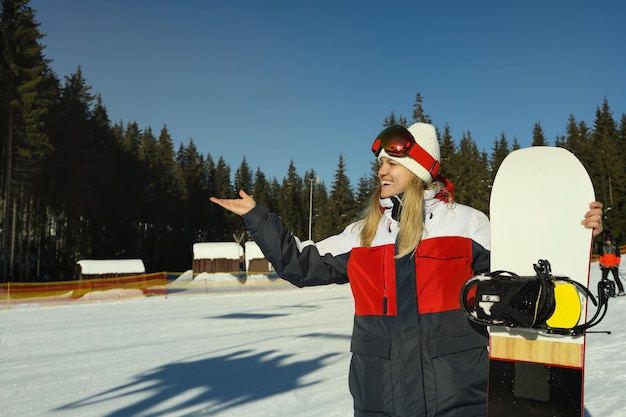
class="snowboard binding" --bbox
[461,259,610,336]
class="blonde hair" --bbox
[359,175,428,258]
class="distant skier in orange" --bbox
[599,233,624,296]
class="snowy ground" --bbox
[1,264,624,417]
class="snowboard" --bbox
[487,146,595,416]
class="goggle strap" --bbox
[371,137,382,156]
[407,144,441,179]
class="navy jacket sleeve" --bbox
[242,205,350,287]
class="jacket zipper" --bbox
[383,248,389,315]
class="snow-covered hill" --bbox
[0,264,623,416]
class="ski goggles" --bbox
[371,125,440,179]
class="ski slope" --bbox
[0,263,624,417]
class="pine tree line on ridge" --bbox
[2,0,624,281]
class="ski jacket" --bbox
[599,242,621,268]
[242,190,491,417]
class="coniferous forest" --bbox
[2,0,625,282]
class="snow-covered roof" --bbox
[244,241,264,259]
[193,242,243,260]
[76,259,145,275]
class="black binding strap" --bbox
[461,259,610,336]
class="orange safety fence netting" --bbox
[0,272,167,309]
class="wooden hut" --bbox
[74,259,146,280]
[192,242,243,274]
[244,241,273,274]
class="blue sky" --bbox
[30,0,626,187]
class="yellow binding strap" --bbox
[546,282,581,329]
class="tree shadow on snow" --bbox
[208,302,322,321]
[54,349,339,416]
[215,312,290,319]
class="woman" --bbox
[211,123,603,417]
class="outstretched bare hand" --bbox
[210,190,257,216]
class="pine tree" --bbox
[277,160,305,236]
[137,126,159,229]
[453,131,490,214]
[591,99,623,238]
[355,175,373,215]
[327,154,357,235]
[1,0,54,281]
[177,139,210,242]
[39,69,103,278]
[234,156,253,194]
[120,121,142,157]
[490,133,510,177]
[143,126,187,270]
[383,111,400,126]
[212,157,234,198]
[439,124,456,180]
[531,122,548,146]
[111,121,145,256]
[563,115,592,162]
[87,95,130,259]
[411,92,432,124]
[252,167,274,213]
[269,177,281,213]
[311,180,329,240]
[615,113,626,241]
[208,156,236,240]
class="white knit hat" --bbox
[377,122,441,185]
